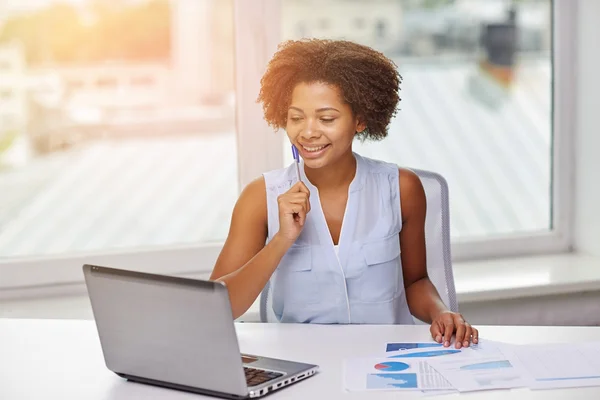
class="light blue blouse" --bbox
[263,152,413,324]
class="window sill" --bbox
[454,252,600,304]
[239,252,600,321]
[2,252,599,322]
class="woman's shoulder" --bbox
[357,153,424,199]
[357,153,420,181]
[356,152,399,177]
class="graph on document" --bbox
[366,373,418,389]
[388,349,461,358]
[374,362,410,372]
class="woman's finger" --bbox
[286,193,311,210]
[285,192,309,201]
[291,181,310,195]
[443,320,454,347]
[454,320,466,349]
[430,321,443,343]
[463,323,473,348]
[281,203,306,224]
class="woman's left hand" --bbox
[430,311,479,349]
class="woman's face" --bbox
[286,81,365,169]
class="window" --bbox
[296,22,308,37]
[0,0,574,294]
[275,0,572,260]
[0,0,243,291]
[67,79,85,90]
[0,90,13,100]
[375,19,387,39]
[318,19,331,30]
[96,77,118,88]
[354,18,365,30]
[1,114,16,128]
[131,76,155,86]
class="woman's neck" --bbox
[304,151,357,192]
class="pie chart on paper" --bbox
[373,362,410,372]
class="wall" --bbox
[461,290,600,326]
[574,0,600,257]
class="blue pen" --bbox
[291,145,302,183]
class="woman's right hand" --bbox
[276,181,311,243]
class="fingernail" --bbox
[464,341,469,347]
[436,335,441,342]
[474,338,479,344]
[456,342,462,349]
[444,341,450,347]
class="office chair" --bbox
[259,168,458,323]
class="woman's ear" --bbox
[355,118,367,133]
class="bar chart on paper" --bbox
[367,373,418,389]
[388,350,461,358]
[385,342,445,352]
[461,360,513,370]
[344,357,454,392]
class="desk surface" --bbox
[2,318,600,399]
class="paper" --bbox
[344,357,454,391]
[425,341,529,392]
[386,342,446,352]
[386,347,463,359]
[385,340,488,359]
[509,342,600,389]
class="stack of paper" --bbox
[343,340,600,395]
[509,343,600,390]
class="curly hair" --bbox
[257,38,401,141]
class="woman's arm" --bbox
[210,177,288,319]
[398,168,447,323]
[398,168,478,347]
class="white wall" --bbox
[461,290,600,326]
[574,0,600,257]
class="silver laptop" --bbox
[83,264,318,399]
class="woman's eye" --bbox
[321,118,335,123]
[290,116,302,122]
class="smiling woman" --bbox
[210,38,478,348]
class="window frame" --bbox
[0,0,282,297]
[0,0,575,297]
[451,0,575,260]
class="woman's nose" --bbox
[300,118,319,139]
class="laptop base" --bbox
[116,372,251,400]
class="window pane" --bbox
[281,0,553,241]
[0,0,237,258]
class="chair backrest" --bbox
[259,168,458,323]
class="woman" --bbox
[210,39,478,348]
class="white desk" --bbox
[2,318,600,399]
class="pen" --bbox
[291,145,301,183]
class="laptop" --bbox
[82,264,318,399]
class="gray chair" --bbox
[259,168,458,323]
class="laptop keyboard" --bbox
[244,367,283,387]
